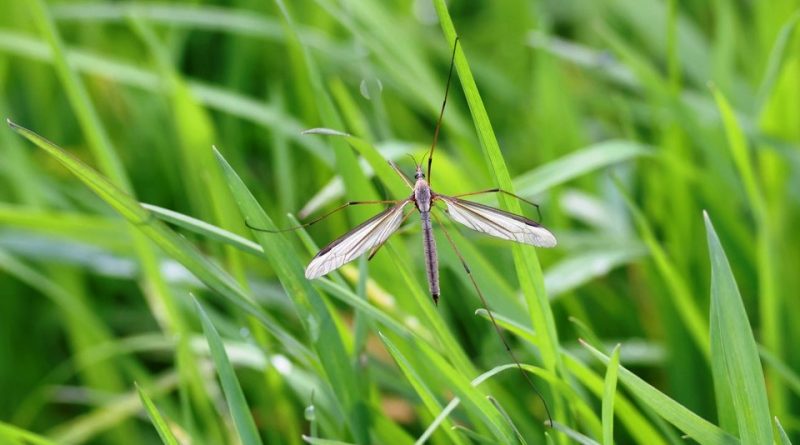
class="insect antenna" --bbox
[431,211,554,427]
[426,36,459,186]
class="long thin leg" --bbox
[452,188,542,221]
[388,160,414,189]
[246,199,400,233]
[367,208,416,260]
[431,211,553,425]
[426,37,459,186]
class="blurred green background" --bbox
[1,0,799,444]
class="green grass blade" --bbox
[0,422,58,445]
[581,340,738,445]
[711,84,783,418]
[142,203,265,258]
[602,344,621,445]
[135,383,179,445]
[513,140,651,196]
[548,421,600,445]
[195,299,263,445]
[754,10,800,113]
[704,212,772,445]
[302,437,357,445]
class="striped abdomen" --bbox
[420,211,440,304]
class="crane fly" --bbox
[253,37,557,423]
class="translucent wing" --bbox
[440,196,557,247]
[306,200,411,279]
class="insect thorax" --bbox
[414,180,432,212]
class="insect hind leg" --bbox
[430,211,553,425]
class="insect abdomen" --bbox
[421,211,440,304]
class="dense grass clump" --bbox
[1,0,799,444]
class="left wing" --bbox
[439,196,557,247]
[306,200,411,279]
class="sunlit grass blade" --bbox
[581,340,738,445]
[548,420,600,445]
[195,299,263,445]
[302,436,358,445]
[142,203,265,258]
[704,212,772,445]
[774,417,792,445]
[544,245,647,300]
[513,140,652,197]
[602,344,621,445]
[0,422,58,445]
[487,396,527,445]
[135,383,179,445]
[450,426,496,444]
[754,10,800,113]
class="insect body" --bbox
[304,163,556,305]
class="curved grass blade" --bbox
[704,212,772,445]
[774,417,792,445]
[302,436,357,445]
[754,10,800,113]
[0,422,58,445]
[548,420,600,445]
[195,299,263,445]
[487,396,527,445]
[135,383,179,445]
[142,203,265,259]
[602,344,621,445]
[513,140,652,197]
[581,340,738,445]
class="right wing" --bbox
[306,200,411,279]
[439,196,557,247]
